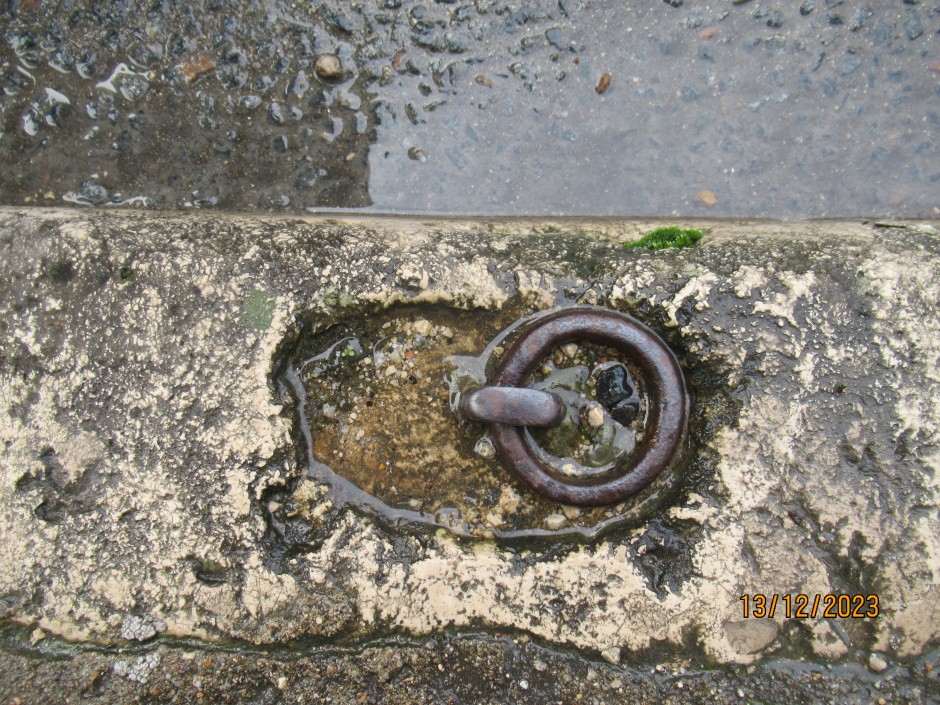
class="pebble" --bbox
[544,513,566,530]
[585,403,605,428]
[314,54,343,81]
[545,28,565,50]
[696,190,718,207]
[80,180,109,205]
[562,505,582,520]
[595,365,634,408]
[561,343,578,358]
[412,319,433,336]
[904,10,923,40]
[595,73,611,94]
[869,653,888,672]
[287,70,310,99]
[474,437,496,459]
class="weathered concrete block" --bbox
[0,209,937,698]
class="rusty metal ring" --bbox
[468,307,689,506]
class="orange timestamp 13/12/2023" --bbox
[739,594,880,619]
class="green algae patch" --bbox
[242,288,277,331]
[625,226,704,250]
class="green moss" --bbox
[624,226,704,250]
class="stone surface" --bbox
[0,208,939,699]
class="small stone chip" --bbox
[314,54,343,81]
[562,504,582,520]
[696,190,718,207]
[412,319,433,336]
[585,402,605,428]
[474,437,496,459]
[180,53,215,83]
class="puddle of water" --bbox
[278,304,680,540]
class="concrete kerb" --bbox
[0,208,937,699]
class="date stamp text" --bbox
[739,594,880,619]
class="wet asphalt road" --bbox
[0,0,938,218]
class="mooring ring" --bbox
[464,307,689,506]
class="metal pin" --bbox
[461,387,566,428]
